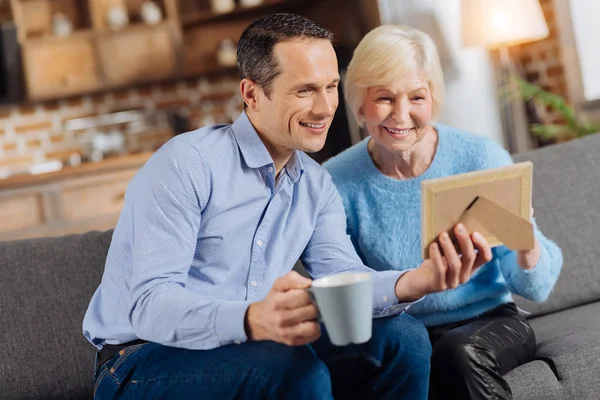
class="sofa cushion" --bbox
[512,133,600,318]
[505,301,600,400]
[0,230,113,400]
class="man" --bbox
[85,13,491,399]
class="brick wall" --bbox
[0,74,243,173]
[512,0,567,125]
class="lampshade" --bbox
[462,0,549,48]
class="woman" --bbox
[324,25,563,400]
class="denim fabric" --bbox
[94,313,431,399]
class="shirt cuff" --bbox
[372,269,425,318]
[215,300,252,346]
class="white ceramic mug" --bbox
[308,272,373,346]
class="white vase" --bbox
[217,38,237,67]
[106,5,129,30]
[52,13,73,37]
[141,1,163,25]
[240,0,263,7]
[211,0,235,14]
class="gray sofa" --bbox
[1,134,599,399]
[506,134,600,399]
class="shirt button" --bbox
[267,166,274,173]
[256,239,263,246]
[383,296,389,302]
[251,281,258,287]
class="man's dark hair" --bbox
[237,13,334,99]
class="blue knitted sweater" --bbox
[324,124,563,327]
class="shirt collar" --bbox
[284,151,304,183]
[231,111,304,183]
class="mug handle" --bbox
[306,287,323,322]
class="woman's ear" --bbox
[359,105,368,128]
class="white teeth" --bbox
[385,127,411,134]
[302,123,325,129]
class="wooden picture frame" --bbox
[421,162,533,258]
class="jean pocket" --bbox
[93,366,110,399]
[106,342,150,383]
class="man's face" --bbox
[253,39,340,155]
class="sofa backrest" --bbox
[0,135,598,398]
[0,230,113,400]
[512,133,600,318]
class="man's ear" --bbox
[240,78,261,111]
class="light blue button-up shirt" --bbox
[83,112,412,350]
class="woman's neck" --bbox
[368,127,438,180]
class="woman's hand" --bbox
[517,207,541,270]
[394,224,493,302]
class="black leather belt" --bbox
[96,339,148,373]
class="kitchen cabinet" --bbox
[22,33,102,99]
[0,152,151,241]
[9,0,181,101]
[97,21,181,86]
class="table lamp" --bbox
[462,0,549,152]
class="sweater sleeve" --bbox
[482,139,513,169]
[482,138,564,301]
[494,222,563,301]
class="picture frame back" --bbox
[421,162,533,258]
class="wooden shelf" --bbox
[180,63,237,80]
[0,153,154,242]
[0,151,153,191]
[181,0,295,27]
[22,28,94,45]
[96,20,176,36]
[23,20,177,44]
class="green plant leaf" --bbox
[513,75,600,138]
[530,123,572,140]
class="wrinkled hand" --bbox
[517,207,541,270]
[395,224,493,302]
[245,271,320,346]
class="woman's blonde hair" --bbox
[345,25,445,127]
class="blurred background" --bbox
[0,0,598,241]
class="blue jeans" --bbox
[94,313,431,399]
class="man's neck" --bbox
[246,112,293,176]
[260,139,293,177]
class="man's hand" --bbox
[395,224,493,302]
[245,271,320,346]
